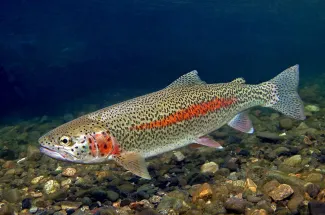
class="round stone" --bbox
[62,168,77,177]
[43,180,60,195]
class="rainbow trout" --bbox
[39,65,305,179]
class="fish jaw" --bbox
[39,145,75,162]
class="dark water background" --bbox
[1,0,325,122]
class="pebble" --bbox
[282,155,302,167]
[61,178,72,187]
[246,208,268,215]
[279,118,293,130]
[246,178,257,193]
[31,176,44,185]
[107,190,119,202]
[224,197,248,214]
[3,188,21,203]
[29,206,38,213]
[62,168,77,177]
[287,193,304,213]
[317,189,325,202]
[305,173,324,183]
[268,184,294,201]
[304,183,320,198]
[81,197,92,206]
[60,201,82,210]
[308,201,325,215]
[43,180,60,195]
[256,131,283,141]
[173,151,185,162]
[22,198,32,209]
[192,183,213,202]
[0,202,13,215]
[157,196,190,214]
[200,162,218,174]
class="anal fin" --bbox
[228,111,254,133]
[196,136,223,149]
[113,151,151,180]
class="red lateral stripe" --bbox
[131,97,236,130]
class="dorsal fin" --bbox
[230,78,246,84]
[165,70,206,89]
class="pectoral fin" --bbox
[195,136,223,149]
[113,151,151,180]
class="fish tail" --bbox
[260,64,305,120]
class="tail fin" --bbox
[263,65,305,120]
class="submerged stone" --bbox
[43,180,60,195]
[157,196,190,214]
[200,162,218,174]
[224,197,248,213]
[3,188,21,203]
[268,184,294,201]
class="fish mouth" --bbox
[39,146,74,162]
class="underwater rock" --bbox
[263,180,281,194]
[118,183,136,194]
[192,183,213,202]
[279,155,303,173]
[246,209,268,215]
[245,178,257,193]
[308,201,325,215]
[60,201,82,210]
[62,167,77,177]
[287,192,304,214]
[305,173,324,183]
[0,202,13,215]
[256,131,284,141]
[29,206,38,213]
[3,188,21,203]
[22,198,32,209]
[31,176,44,185]
[81,197,92,206]
[268,184,294,201]
[304,183,320,198]
[43,180,60,195]
[305,104,320,112]
[224,197,248,214]
[225,157,239,171]
[317,189,325,202]
[200,162,218,174]
[157,196,190,214]
[279,118,293,130]
[106,190,119,202]
[173,151,185,162]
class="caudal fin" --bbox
[263,65,305,120]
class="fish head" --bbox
[39,117,115,163]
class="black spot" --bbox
[71,149,74,152]
[77,153,80,155]
[104,144,107,149]
[75,146,78,149]
[89,152,91,155]
[62,138,68,144]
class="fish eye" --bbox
[59,136,71,145]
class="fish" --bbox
[39,65,305,179]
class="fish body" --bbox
[39,65,305,179]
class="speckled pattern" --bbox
[39,65,305,163]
